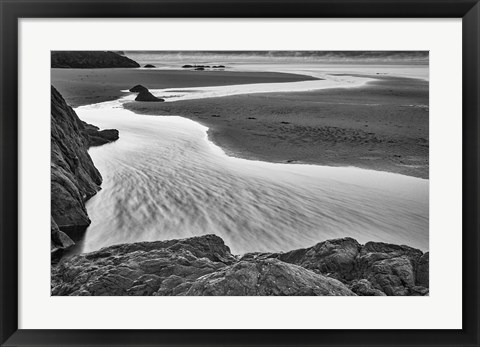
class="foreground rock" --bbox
[51,86,119,252]
[51,51,140,68]
[52,235,428,296]
[249,237,430,296]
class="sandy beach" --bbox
[52,68,428,178]
[124,75,429,178]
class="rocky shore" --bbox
[51,234,429,296]
[51,86,119,253]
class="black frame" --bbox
[1,0,479,346]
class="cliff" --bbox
[51,86,118,252]
[51,234,429,296]
[51,51,140,68]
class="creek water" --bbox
[75,68,428,255]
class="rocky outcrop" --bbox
[81,122,119,147]
[51,86,118,252]
[144,64,156,68]
[261,237,429,296]
[51,235,428,296]
[129,85,165,102]
[51,51,140,68]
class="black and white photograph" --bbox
[50,50,429,296]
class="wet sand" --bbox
[51,68,317,107]
[52,69,428,178]
[124,76,429,178]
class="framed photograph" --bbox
[1,0,479,346]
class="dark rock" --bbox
[52,235,234,296]
[182,64,193,68]
[51,51,140,68]
[51,86,102,236]
[355,241,424,296]
[129,85,149,93]
[245,237,428,296]
[144,64,155,68]
[194,67,205,71]
[84,129,119,147]
[51,86,119,251]
[212,65,226,68]
[135,90,165,102]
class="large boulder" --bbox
[355,241,427,296]
[135,90,164,102]
[51,235,235,296]
[178,259,354,296]
[129,85,165,102]
[244,237,429,296]
[277,237,361,281]
[144,64,156,68]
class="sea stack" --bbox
[130,84,165,102]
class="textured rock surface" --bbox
[277,237,361,281]
[52,235,428,296]
[51,86,118,252]
[51,86,102,234]
[52,51,140,68]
